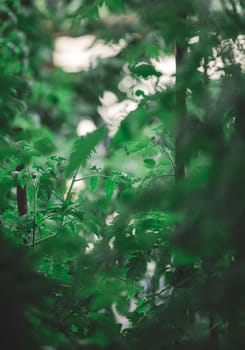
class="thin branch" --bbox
[145,286,169,299]
[52,190,64,202]
[26,215,64,246]
[163,147,175,171]
[29,232,58,245]
[27,214,77,246]
[65,168,80,203]
[27,167,40,248]
[150,173,175,182]
[74,174,111,182]
[35,212,58,225]
[59,297,90,324]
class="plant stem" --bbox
[65,168,80,203]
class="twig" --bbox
[27,167,40,248]
[26,214,65,246]
[145,286,169,298]
[65,168,80,203]
[151,173,175,182]
[52,190,64,202]
[74,174,111,182]
[163,147,175,171]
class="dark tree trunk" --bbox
[16,164,28,217]
[175,42,187,182]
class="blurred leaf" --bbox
[70,324,79,334]
[143,158,156,168]
[129,63,161,78]
[105,0,125,12]
[33,128,55,155]
[90,176,98,192]
[112,108,148,147]
[28,185,35,204]
[65,128,106,178]
[105,178,116,199]
[172,249,199,266]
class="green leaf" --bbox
[135,89,145,97]
[81,4,99,19]
[113,108,148,147]
[18,168,27,189]
[173,249,199,266]
[127,284,138,299]
[105,178,116,199]
[65,128,106,178]
[90,176,98,192]
[105,0,125,12]
[33,128,55,155]
[71,324,79,334]
[143,158,156,168]
[125,136,150,154]
[136,298,151,315]
[129,63,161,78]
[27,185,35,204]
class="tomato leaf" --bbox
[65,128,106,178]
[105,178,116,199]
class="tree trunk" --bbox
[16,164,28,217]
[175,39,187,182]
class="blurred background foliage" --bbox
[0,0,245,349]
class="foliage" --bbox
[1,0,245,349]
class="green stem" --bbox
[65,168,80,203]
[74,174,111,182]
[27,167,40,248]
